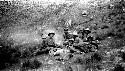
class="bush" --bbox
[91,53,102,62]
[22,59,42,69]
[0,44,20,70]
[113,64,124,71]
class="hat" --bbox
[78,30,83,34]
[48,33,55,36]
[73,35,78,37]
[69,38,74,41]
[64,28,68,31]
[85,28,89,30]
[83,28,91,34]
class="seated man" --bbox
[63,28,73,41]
[82,28,91,41]
[45,33,56,47]
[37,33,56,55]
[87,36,99,50]
[77,29,84,40]
[77,28,91,41]
[73,34,87,46]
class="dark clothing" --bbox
[44,37,56,47]
[87,36,94,42]
[89,42,98,50]
[63,33,73,41]
[73,43,97,53]
[73,44,89,53]
[41,37,56,48]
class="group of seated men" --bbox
[63,28,99,53]
[39,27,99,54]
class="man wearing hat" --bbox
[87,36,99,51]
[44,32,56,47]
[48,33,55,37]
[82,28,91,41]
[72,31,80,44]
[63,28,72,41]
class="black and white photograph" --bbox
[0,0,125,71]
